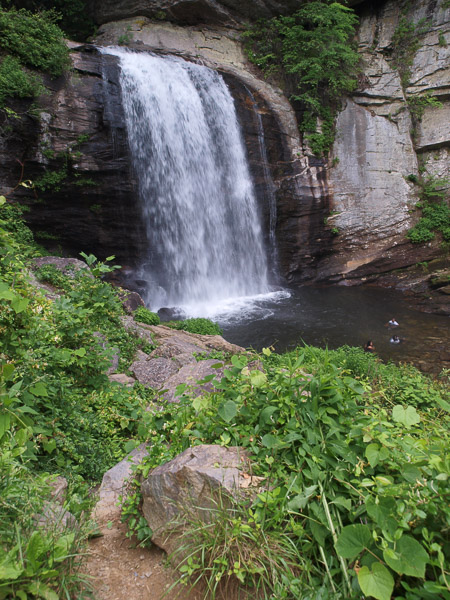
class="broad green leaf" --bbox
[1,363,15,381]
[383,535,428,577]
[357,562,394,600]
[0,413,11,439]
[330,496,351,511]
[392,405,420,427]
[231,355,246,369]
[124,440,138,453]
[73,347,86,357]
[27,581,59,600]
[0,561,23,580]
[0,195,6,206]
[249,370,267,387]
[310,520,328,546]
[365,443,380,467]
[401,464,421,484]
[435,396,450,412]
[10,296,29,314]
[287,485,318,511]
[218,400,237,423]
[366,497,396,532]
[262,347,271,356]
[53,533,75,561]
[43,439,56,454]
[335,524,372,559]
[192,396,209,412]
[29,382,48,397]
[261,433,281,449]
[259,406,277,427]
[26,531,46,570]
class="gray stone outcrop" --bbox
[141,445,249,553]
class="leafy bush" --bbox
[174,317,223,336]
[0,55,44,105]
[7,0,96,41]
[0,7,69,107]
[134,306,160,326]
[132,347,449,599]
[244,2,360,155]
[0,8,69,76]
[35,264,73,290]
[0,453,93,599]
[407,177,450,243]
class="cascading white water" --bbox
[102,48,271,314]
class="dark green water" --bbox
[219,286,450,375]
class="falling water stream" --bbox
[102,48,281,315]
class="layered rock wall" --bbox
[324,0,450,282]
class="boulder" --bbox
[92,0,306,29]
[120,316,155,345]
[108,373,136,386]
[130,356,179,388]
[141,445,250,554]
[118,288,146,314]
[31,256,92,276]
[162,359,224,403]
[94,444,149,524]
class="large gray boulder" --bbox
[141,445,251,554]
[161,359,224,402]
[130,356,179,388]
[94,444,149,524]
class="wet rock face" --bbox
[6,46,146,267]
[90,0,306,29]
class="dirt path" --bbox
[83,503,202,600]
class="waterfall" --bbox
[101,48,270,313]
[245,87,279,281]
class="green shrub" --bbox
[0,8,69,76]
[35,264,73,290]
[391,16,429,88]
[244,2,360,155]
[133,306,160,326]
[0,453,93,599]
[407,177,450,243]
[175,317,223,336]
[0,55,44,104]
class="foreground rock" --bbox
[141,445,250,554]
[128,322,246,395]
[94,444,149,524]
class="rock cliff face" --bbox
[2,0,449,288]
[323,0,450,283]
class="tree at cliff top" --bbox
[3,0,95,41]
[244,0,360,156]
[0,6,69,108]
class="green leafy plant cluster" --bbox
[130,345,449,599]
[407,93,443,123]
[244,1,360,155]
[8,0,96,41]
[0,447,94,599]
[407,176,450,244]
[0,7,69,107]
[133,306,160,326]
[172,317,223,336]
